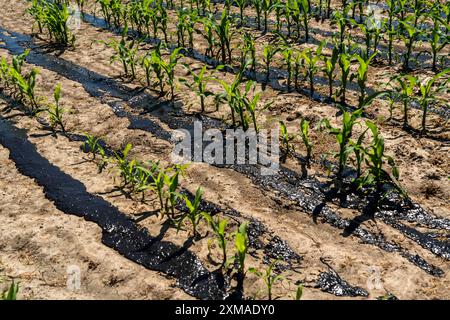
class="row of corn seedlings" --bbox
[386,68,450,134]
[28,0,76,46]
[167,0,449,70]
[67,0,449,72]
[81,136,302,299]
[49,0,449,140]
[280,109,402,195]
[95,5,448,138]
[0,52,66,132]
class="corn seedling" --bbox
[399,16,423,70]
[234,222,249,288]
[161,48,184,101]
[319,108,363,178]
[1,281,19,300]
[299,118,313,166]
[263,44,281,88]
[235,0,248,27]
[249,260,283,300]
[179,65,216,112]
[10,67,41,116]
[352,52,377,108]
[150,164,188,219]
[416,69,450,134]
[279,120,295,163]
[391,74,418,128]
[99,27,140,80]
[241,32,257,75]
[28,0,45,34]
[198,14,217,57]
[178,187,205,239]
[282,45,293,91]
[46,83,66,133]
[31,1,76,46]
[338,51,352,105]
[214,10,235,64]
[358,121,400,192]
[427,7,449,71]
[300,0,311,42]
[82,133,108,172]
[261,0,274,33]
[214,61,248,127]
[302,43,323,97]
[203,213,229,267]
[322,46,339,99]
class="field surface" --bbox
[0,0,449,300]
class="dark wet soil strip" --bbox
[316,258,368,297]
[0,117,226,300]
[0,27,445,276]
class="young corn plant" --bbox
[214,10,235,64]
[242,81,266,133]
[198,14,217,57]
[38,1,76,46]
[161,48,184,101]
[235,0,248,27]
[332,10,349,53]
[352,52,377,108]
[427,8,449,71]
[351,127,367,179]
[241,32,257,75]
[234,222,249,291]
[149,43,165,95]
[28,0,45,34]
[338,51,352,105]
[279,121,296,163]
[319,108,363,178]
[249,260,283,300]
[1,281,19,300]
[46,83,66,133]
[302,43,323,97]
[322,46,339,99]
[82,133,108,172]
[150,164,188,220]
[263,44,281,88]
[282,45,294,91]
[416,69,450,135]
[99,28,140,80]
[385,0,397,66]
[178,187,205,239]
[179,65,216,112]
[262,0,274,33]
[399,16,422,71]
[300,0,311,42]
[9,67,41,116]
[391,75,418,128]
[203,213,229,267]
[359,121,400,192]
[252,0,263,30]
[214,61,248,127]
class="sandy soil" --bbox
[0,0,449,300]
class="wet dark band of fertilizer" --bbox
[0,117,225,300]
